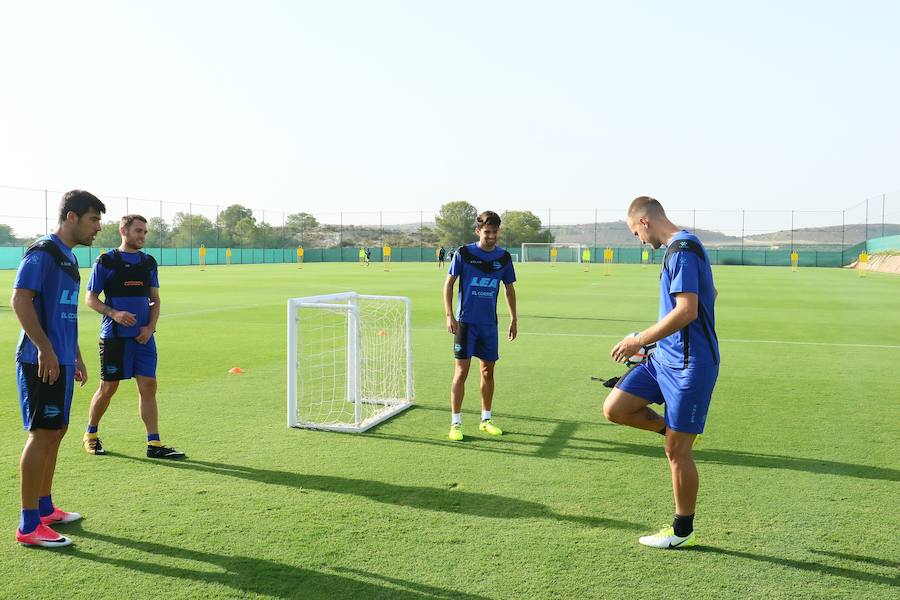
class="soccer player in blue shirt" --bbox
[443,211,517,441]
[605,196,719,549]
[83,214,185,459]
[12,190,105,548]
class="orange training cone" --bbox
[229,367,244,374]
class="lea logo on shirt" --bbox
[59,290,78,305]
[469,277,498,289]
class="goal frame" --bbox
[287,292,413,432]
[520,242,586,263]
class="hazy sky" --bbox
[1,1,898,233]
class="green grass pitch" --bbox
[1,261,898,599]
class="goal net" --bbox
[521,243,585,263]
[287,292,413,432]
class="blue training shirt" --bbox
[87,250,159,338]
[448,243,516,325]
[14,234,81,366]
[655,231,720,369]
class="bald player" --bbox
[604,196,719,549]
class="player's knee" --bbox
[98,381,119,399]
[664,438,693,463]
[602,398,622,423]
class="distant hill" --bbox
[328,219,900,249]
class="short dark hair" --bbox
[628,196,666,219]
[58,190,106,224]
[120,214,148,229]
[475,210,501,229]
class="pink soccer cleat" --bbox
[40,508,82,526]
[16,524,72,548]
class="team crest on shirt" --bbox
[492,261,501,270]
[679,241,688,248]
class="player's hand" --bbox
[611,335,643,363]
[135,326,154,344]
[113,310,137,327]
[37,347,60,385]
[75,357,88,387]
[508,319,517,341]
[446,316,458,335]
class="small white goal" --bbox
[287,292,413,432]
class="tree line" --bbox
[3,202,553,249]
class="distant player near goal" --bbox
[443,211,517,441]
[604,196,719,549]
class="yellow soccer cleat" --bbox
[448,424,463,441]
[83,432,107,456]
[638,526,696,549]
[478,419,503,436]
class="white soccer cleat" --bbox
[638,526,696,549]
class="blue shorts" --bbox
[454,322,499,362]
[99,336,158,381]
[615,357,718,434]
[17,362,75,430]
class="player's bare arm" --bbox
[86,290,137,327]
[11,288,59,384]
[611,293,698,363]
[444,274,458,334]
[504,282,517,341]
[75,344,88,387]
[136,287,160,344]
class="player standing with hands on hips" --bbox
[443,211,517,441]
[12,191,105,547]
[605,196,719,549]
[83,214,185,459]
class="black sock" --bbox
[672,513,694,537]
[657,426,667,436]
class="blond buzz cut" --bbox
[628,196,666,219]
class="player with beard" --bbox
[83,215,185,459]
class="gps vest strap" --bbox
[457,245,512,275]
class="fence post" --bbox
[159,201,164,265]
[740,210,745,265]
[865,198,869,251]
[189,203,193,265]
[790,210,794,252]
[593,209,598,260]
[883,193,886,238]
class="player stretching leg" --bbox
[443,211,517,441]
[604,196,719,549]
[83,214,185,459]
[12,191,105,547]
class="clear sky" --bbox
[1,1,898,233]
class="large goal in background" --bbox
[287,292,413,432]
[521,243,585,263]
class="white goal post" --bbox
[287,292,414,432]
[521,242,586,263]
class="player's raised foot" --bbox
[478,419,503,436]
[16,524,72,548]
[147,444,186,459]
[83,433,107,455]
[638,526,696,549]
[448,424,463,442]
[40,508,82,526]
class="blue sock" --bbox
[20,509,40,534]
[86,424,98,434]
[147,433,160,443]
[39,495,54,517]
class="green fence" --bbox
[0,241,885,270]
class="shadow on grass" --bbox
[383,406,900,482]
[695,546,899,588]
[65,525,488,600]
[114,455,643,531]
